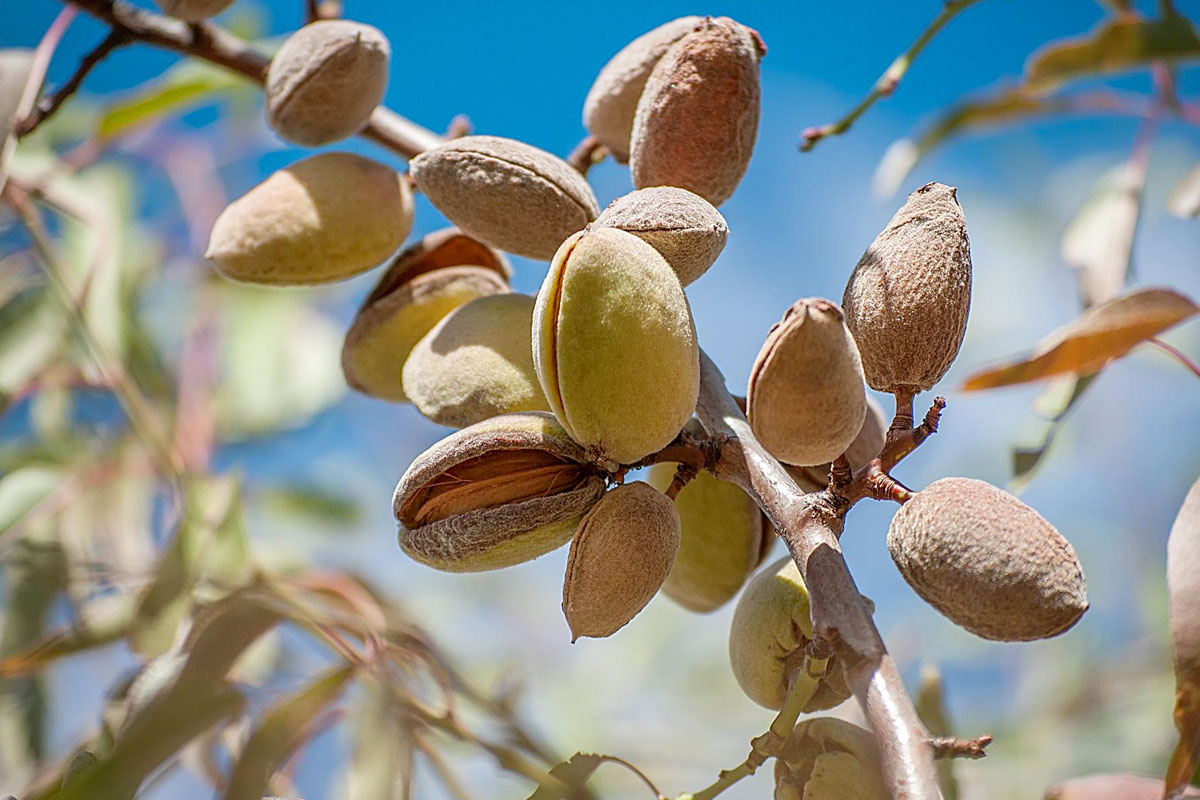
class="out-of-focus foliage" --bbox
[0,1,1198,799]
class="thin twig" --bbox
[800,0,985,152]
[567,134,608,176]
[694,351,941,800]
[1149,338,1200,380]
[35,0,444,157]
[929,734,992,760]
[16,29,131,138]
[0,5,77,194]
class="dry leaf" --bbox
[1062,163,1143,307]
[962,287,1198,390]
[1169,162,1200,219]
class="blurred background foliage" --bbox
[1,1,1199,799]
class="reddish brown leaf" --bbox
[962,288,1198,390]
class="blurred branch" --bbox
[800,0,985,152]
[1,178,184,481]
[0,5,76,194]
[15,29,131,138]
[694,352,941,800]
[25,0,444,157]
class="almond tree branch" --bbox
[16,28,131,138]
[694,351,941,800]
[929,735,992,760]
[800,0,986,152]
[26,0,444,157]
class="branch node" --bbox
[929,734,993,760]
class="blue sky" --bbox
[6,1,1200,798]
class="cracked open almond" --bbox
[394,412,606,571]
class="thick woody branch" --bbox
[27,0,444,157]
[694,351,941,800]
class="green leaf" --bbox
[223,665,356,800]
[874,88,1076,197]
[1011,374,1097,488]
[96,60,250,140]
[914,665,959,800]
[214,285,346,440]
[1025,12,1200,93]
[336,677,413,800]
[257,485,361,526]
[1061,163,1143,308]
[33,590,283,800]
[0,289,69,405]
[1169,161,1200,219]
[527,753,608,800]
[131,476,253,659]
[962,288,1198,390]
[0,526,66,783]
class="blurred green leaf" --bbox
[0,526,66,784]
[223,664,355,800]
[337,677,413,800]
[1169,162,1200,218]
[1062,163,1143,308]
[527,753,608,800]
[34,590,283,800]
[915,665,959,800]
[1012,374,1097,487]
[214,285,346,440]
[1025,11,1200,93]
[0,289,68,408]
[874,89,1075,197]
[96,60,250,140]
[131,475,253,659]
[257,485,361,526]
[0,596,133,678]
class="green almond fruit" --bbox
[402,293,551,428]
[342,228,511,402]
[843,182,972,394]
[533,227,699,466]
[410,135,600,260]
[265,20,390,146]
[728,556,853,712]
[747,298,867,467]
[888,477,1088,641]
[393,412,607,572]
[206,152,412,285]
[562,481,680,640]
[647,463,762,612]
